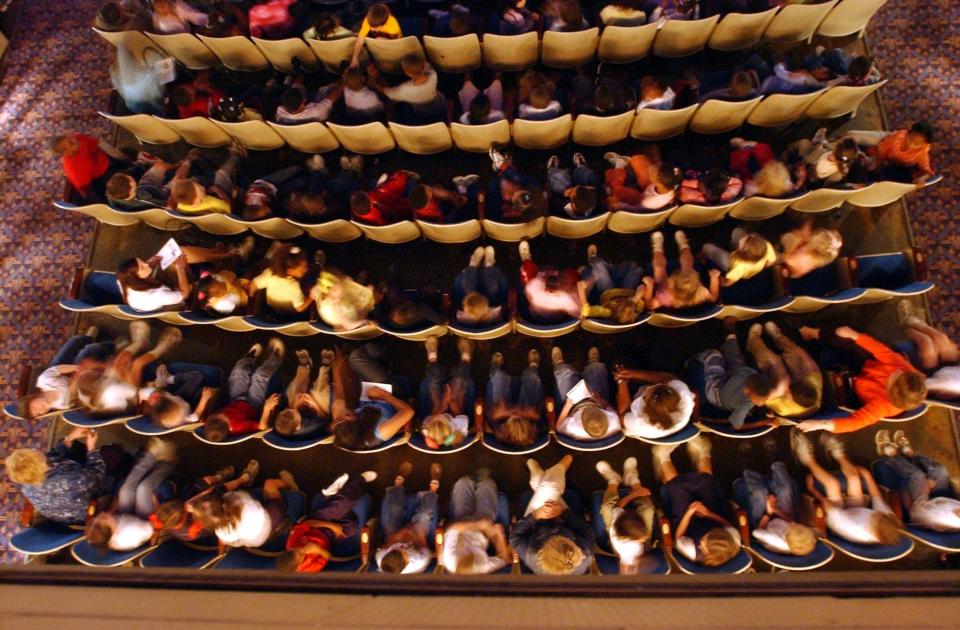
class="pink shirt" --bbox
[524,277,581,321]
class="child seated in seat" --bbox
[248,0,298,39]
[700,228,777,287]
[518,240,582,323]
[275,84,342,124]
[616,364,695,440]
[52,131,131,202]
[249,244,317,317]
[350,2,402,67]
[454,246,507,327]
[486,148,545,223]
[202,340,285,442]
[552,346,621,441]
[846,122,936,185]
[303,12,353,40]
[543,0,589,31]
[169,74,223,119]
[106,150,194,211]
[274,350,334,439]
[642,230,721,310]
[545,153,600,219]
[577,244,645,324]
[168,141,246,215]
[604,152,681,211]
[196,270,249,315]
[649,0,699,22]
[518,85,563,121]
[140,365,217,429]
[485,350,544,448]
[407,174,480,224]
[655,436,742,567]
[377,462,441,573]
[429,3,475,36]
[214,471,299,549]
[342,67,385,123]
[595,457,655,574]
[350,170,420,225]
[636,76,676,111]
[498,0,539,34]
[679,169,743,205]
[458,73,505,125]
[779,219,843,279]
[313,269,377,331]
[420,337,474,450]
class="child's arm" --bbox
[617,486,651,508]
[367,387,414,439]
[616,380,632,416]
[192,387,216,421]
[556,396,574,424]
[97,140,129,161]
[259,393,281,430]
[707,269,722,302]
[641,276,656,308]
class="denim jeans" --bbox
[451,476,499,522]
[228,352,282,407]
[116,452,174,518]
[381,485,438,539]
[554,361,610,404]
[584,256,644,298]
[547,165,599,195]
[311,474,364,540]
[421,361,474,416]
[738,462,799,528]
[51,335,114,367]
[486,366,543,409]
[884,455,951,502]
[454,266,507,306]
[693,337,751,410]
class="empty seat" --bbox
[689,97,761,134]
[763,0,838,43]
[746,90,825,128]
[251,37,320,73]
[388,122,453,154]
[708,8,779,51]
[817,0,888,38]
[541,27,600,68]
[197,34,269,71]
[145,32,217,69]
[804,80,887,119]
[571,111,634,146]
[364,36,424,74]
[450,119,512,153]
[481,32,539,71]
[423,34,481,73]
[597,23,657,63]
[158,116,231,147]
[211,119,285,151]
[265,121,340,153]
[326,122,396,154]
[652,15,720,57]
[630,104,698,140]
[99,112,181,145]
[512,114,574,150]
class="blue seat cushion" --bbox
[140,539,221,569]
[10,522,84,555]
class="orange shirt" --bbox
[833,334,918,433]
[876,130,933,177]
[285,522,332,572]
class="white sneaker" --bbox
[361,471,378,483]
[484,245,496,267]
[623,457,640,488]
[469,246,485,268]
[573,152,587,168]
[306,154,326,172]
[547,155,560,170]
[489,147,507,172]
[604,152,629,169]
[322,473,349,497]
[595,460,622,486]
[518,239,531,261]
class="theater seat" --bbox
[251,36,320,73]
[145,32,217,69]
[597,24,657,63]
[652,16,720,57]
[707,8,778,51]
[762,0,838,44]
[197,34,270,71]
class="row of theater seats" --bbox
[13,457,957,574]
[104,81,889,154]
[96,0,885,76]
[57,249,932,337]
[57,171,943,245]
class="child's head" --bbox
[152,393,188,429]
[390,300,420,327]
[557,0,583,26]
[171,179,205,206]
[871,511,902,545]
[784,522,817,556]
[86,514,115,549]
[288,191,328,219]
[275,408,302,436]
[23,394,52,420]
[170,84,196,108]
[907,121,934,147]
[400,54,427,79]
[702,169,730,204]
[536,535,583,575]
[833,137,859,167]
[612,509,650,543]
[653,163,682,193]
[528,85,553,110]
[462,291,491,320]
[568,186,597,217]
[888,370,926,410]
[495,415,537,447]
[5,448,48,485]
[610,298,639,325]
[50,134,78,156]
[191,494,226,530]
[784,48,807,72]
[350,190,372,216]
[271,244,309,279]
[203,415,230,443]
[468,93,491,125]
[366,3,392,28]
[594,84,615,113]
[789,380,819,408]
[640,75,666,101]
[733,233,769,264]
[846,55,873,82]
[449,13,472,36]
[98,2,124,28]
[581,406,609,438]
[311,12,340,38]
[344,67,367,91]
[154,500,186,530]
[380,548,408,573]
[729,71,754,98]
[744,372,774,406]
[699,527,739,567]
[106,173,137,201]
[453,543,478,574]
[276,548,303,572]
[643,384,681,430]
[752,160,793,198]
[407,184,432,212]
[422,413,464,449]
[807,229,842,266]
[669,269,703,305]
[281,87,306,114]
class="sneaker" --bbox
[651,444,677,481]
[396,461,413,485]
[491,351,504,369]
[484,245,496,267]
[424,335,439,362]
[278,470,299,492]
[622,456,640,488]
[85,325,99,339]
[748,322,762,340]
[452,174,480,192]
[528,348,540,369]
[234,235,255,262]
[893,430,913,456]
[361,471,378,483]
[586,243,597,260]
[896,300,916,329]
[875,429,897,457]
[247,343,263,360]
[526,458,544,478]
[457,337,474,362]
[469,245,485,268]
[685,434,712,470]
[790,428,815,466]
[268,337,286,361]
[489,147,508,172]
[764,321,782,338]
[322,473,349,497]
[572,152,586,169]
[551,346,564,367]
[146,437,177,462]
[595,460,622,486]
[376,172,388,186]
[604,152,629,169]
[812,127,828,146]
[729,137,747,150]
[306,154,326,172]
[429,462,443,491]
[241,459,259,485]
[518,239,531,261]
[820,432,846,462]
[320,349,335,366]
[674,230,689,252]
[547,154,560,170]
[214,465,235,481]
[295,349,312,368]
[650,230,664,253]
[587,346,600,365]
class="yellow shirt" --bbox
[251,269,306,313]
[358,15,401,39]
[766,373,822,418]
[177,195,231,215]
[725,242,777,283]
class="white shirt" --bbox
[910,497,960,532]
[97,380,138,414]
[752,517,793,554]
[557,408,621,441]
[676,527,740,562]
[825,497,893,545]
[138,388,197,424]
[926,366,960,400]
[276,99,333,123]
[442,528,506,574]
[36,367,72,409]
[458,110,506,125]
[518,101,563,120]
[215,492,272,548]
[125,286,184,313]
[344,87,384,113]
[383,68,438,105]
[609,507,645,565]
[636,87,676,112]
[623,380,695,440]
[110,515,155,551]
[375,542,433,574]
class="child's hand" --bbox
[263,393,281,413]
[175,254,189,271]
[366,386,389,401]
[322,522,345,538]
[834,326,858,339]
[201,387,216,400]
[708,269,722,280]
[85,429,99,451]
[765,495,778,514]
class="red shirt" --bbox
[149,513,204,541]
[212,400,261,435]
[285,522,332,572]
[62,134,110,195]
[353,171,413,225]
[413,196,445,223]
[177,86,224,119]
[833,334,920,433]
[249,0,297,38]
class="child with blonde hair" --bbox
[643,231,721,310]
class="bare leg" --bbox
[652,251,668,284]
[906,329,940,371]
[835,452,864,500]
[263,477,293,500]
[856,466,886,502]
[678,246,695,273]
[659,459,678,484]
[697,454,713,476]
[907,318,959,364]
[180,245,238,265]
[804,458,844,502]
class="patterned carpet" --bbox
[0,1,956,562]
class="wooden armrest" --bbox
[733,505,751,547]
[360,523,372,565]
[434,523,445,570]
[150,529,161,546]
[85,499,100,525]
[659,515,674,554]
[20,498,36,528]
[846,256,860,287]
[544,396,556,430]
[16,364,32,399]
[508,287,518,318]
[474,398,485,436]
[477,191,486,220]
[218,541,228,556]
[69,266,86,300]
[836,256,854,290]
[912,247,928,281]
[770,263,788,298]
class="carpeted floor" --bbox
[0,1,957,562]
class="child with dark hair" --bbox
[486,350,544,448]
[545,153,600,219]
[377,462,441,573]
[215,472,299,549]
[604,151,681,211]
[498,0,539,34]
[303,11,353,40]
[343,67,385,123]
[486,148,544,223]
[429,3,475,36]
[350,170,421,226]
[458,74,505,125]
[544,0,588,31]
[276,83,342,124]
[616,363,694,440]
[249,243,316,315]
[848,122,936,184]
[169,74,224,119]
[636,76,676,111]
[202,340,285,443]
[107,150,198,211]
[679,168,743,205]
[595,457,655,574]
[518,85,563,121]
[406,174,480,224]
